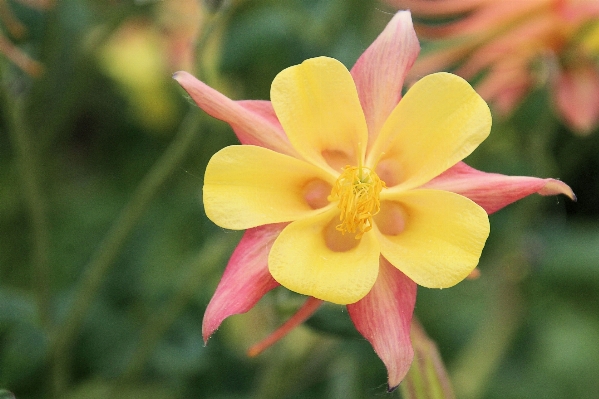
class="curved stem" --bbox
[449,258,525,399]
[115,232,237,385]
[50,109,203,394]
[49,2,231,393]
[5,94,51,329]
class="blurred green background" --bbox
[1,0,598,398]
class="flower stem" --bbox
[5,93,51,329]
[247,297,324,357]
[48,1,232,393]
[449,260,525,399]
[50,109,203,394]
[115,232,237,385]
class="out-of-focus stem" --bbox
[50,109,203,394]
[449,263,525,399]
[115,233,236,384]
[0,0,26,38]
[5,95,51,329]
[49,2,231,392]
[251,332,337,399]
[0,33,44,76]
[192,0,231,83]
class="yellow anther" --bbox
[328,165,385,239]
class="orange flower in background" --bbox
[175,11,574,390]
[98,0,204,131]
[155,0,204,72]
[388,0,599,134]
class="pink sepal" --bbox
[424,162,576,215]
[247,296,323,357]
[202,223,285,343]
[236,100,287,146]
[406,44,471,82]
[454,14,554,80]
[347,257,417,391]
[350,10,420,147]
[553,64,599,134]
[173,71,296,156]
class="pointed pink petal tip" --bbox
[424,163,575,215]
[539,179,576,202]
[347,258,417,391]
[202,224,284,343]
[173,71,295,155]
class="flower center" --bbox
[328,165,385,239]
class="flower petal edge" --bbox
[424,162,576,214]
[173,71,297,156]
[350,10,420,148]
[202,224,284,343]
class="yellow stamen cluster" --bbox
[328,165,385,239]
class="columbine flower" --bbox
[175,11,574,390]
[387,0,599,134]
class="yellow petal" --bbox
[376,189,489,288]
[268,209,380,305]
[204,145,334,230]
[367,73,491,190]
[271,57,368,175]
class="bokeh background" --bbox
[1,0,598,398]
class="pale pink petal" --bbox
[202,223,285,342]
[454,14,555,80]
[553,64,599,134]
[423,162,575,214]
[474,62,534,115]
[350,10,420,148]
[237,100,286,144]
[490,80,531,116]
[173,71,297,157]
[406,43,473,83]
[557,0,599,23]
[347,257,417,391]
[411,0,549,40]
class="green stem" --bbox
[115,232,237,385]
[449,260,525,399]
[401,318,456,399]
[192,0,232,82]
[49,2,230,393]
[5,93,51,329]
[50,109,203,394]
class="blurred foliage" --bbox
[0,0,598,398]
